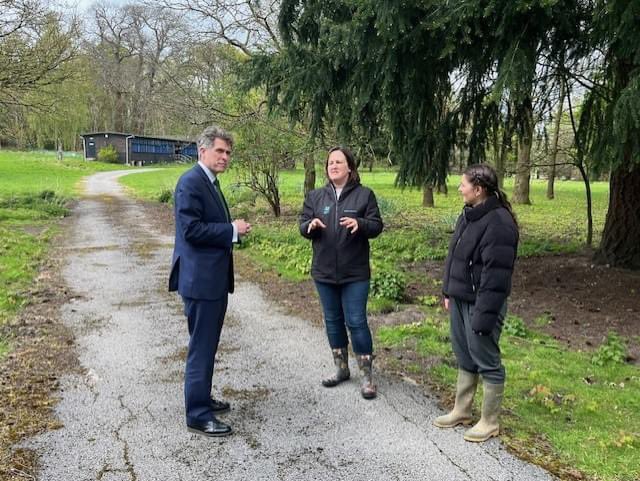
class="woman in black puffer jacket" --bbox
[435,164,519,443]
[299,147,383,399]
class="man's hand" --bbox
[443,297,450,311]
[307,218,327,234]
[339,217,359,234]
[233,219,252,235]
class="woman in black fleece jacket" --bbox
[299,147,383,399]
[435,164,519,443]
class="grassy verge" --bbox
[0,150,120,332]
[121,166,608,313]
[118,163,188,202]
[119,165,636,480]
[377,312,640,481]
[119,164,609,263]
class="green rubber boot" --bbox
[434,369,479,428]
[464,382,504,442]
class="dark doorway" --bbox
[86,138,96,158]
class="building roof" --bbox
[80,132,196,143]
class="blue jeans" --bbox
[314,280,373,355]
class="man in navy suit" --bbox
[169,125,251,437]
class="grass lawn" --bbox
[377,314,640,481]
[118,164,638,480]
[0,150,121,328]
[121,164,609,272]
[121,165,610,309]
[118,163,188,201]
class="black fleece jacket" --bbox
[443,195,519,334]
[299,182,383,284]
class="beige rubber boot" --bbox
[321,348,350,387]
[464,382,504,442]
[356,354,377,399]
[434,369,479,428]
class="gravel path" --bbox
[25,170,557,481]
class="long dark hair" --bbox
[464,164,518,228]
[326,146,360,185]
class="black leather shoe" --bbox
[210,398,230,414]
[187,417,232,437]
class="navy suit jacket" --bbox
[169,165,234,300]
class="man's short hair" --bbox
[197,125,233,150]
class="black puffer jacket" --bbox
[300,182,383,284]
[443,195,519,334]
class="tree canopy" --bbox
[249,0,640,268]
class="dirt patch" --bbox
[419,252,640,362]
[369,304,426,328]
[143,200,637,481]
[236,258,324,328]
[147,196,640,360]
[141,200,174,237]
[160,346,187,364]
[220,385,271,401]
[0,240,78,481]
[511,254,640,358]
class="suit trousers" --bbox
[182,295,228,424]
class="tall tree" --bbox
[87,2,187,133]
[577,0,640,268]
[547,79,564,199]
[0,2,78,113]
[250,0,457,204]
[455,0,585,205]
[158,0,323,194]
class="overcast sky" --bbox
[60,0,131,12]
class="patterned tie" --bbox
[213,178,231,222]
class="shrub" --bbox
[0,191,68,217]
[591,332,627,366]
[244,228,312,279]
[97,144,120,164]
[503,315,528,337]
[440,213,460,233]
[371,268,405,301]
[39,190,56,201]
[158,189,173,204]
[376,195,398,218]
[418,295,440,307]
[227,184,258,206]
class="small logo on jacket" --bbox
[323,205,331,215]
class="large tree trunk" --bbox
[594,162,640,269]
[513,101,533,205]
[422,184,434,207]
[303,154,316,195]
[547,82,564,200]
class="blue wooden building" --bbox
[81,132,197,165]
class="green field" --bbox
[117,164,640,481]
[122,165,609,300]
[378,316,640,481]
[121,165,610,308]
[0,151,120,327]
